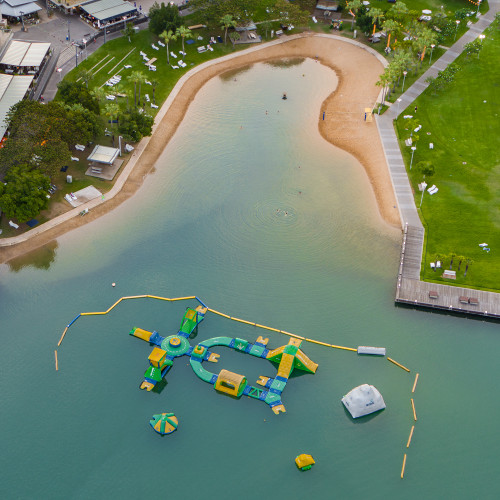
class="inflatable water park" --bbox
[55,294,420,477]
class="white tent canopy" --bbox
[87,145,119,164]
[341,384,386,418]
[0,41,50,68]
[0,74,33,139]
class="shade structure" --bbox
[0,41,50,68]
[87,145,119,164]
[0,74,33,139]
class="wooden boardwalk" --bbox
[395,226,500,319]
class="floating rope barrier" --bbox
[406,425,415,448]
[412,373,420,393]
[55,350,58,371]
[411,398,417,421]
[387,357,411,372]
[401,454,407,479]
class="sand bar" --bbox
[0,33,398,264]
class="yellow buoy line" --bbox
[401,374,421,479]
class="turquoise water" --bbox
[1,59,499,499]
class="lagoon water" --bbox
[1,59,499,499]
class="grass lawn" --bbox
[394,20,500,291]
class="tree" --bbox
[176,26,193,55]
[220,14,237,45]
[118,110,154,142]
[150,78,159,105]
[387,1,409,24]
[416,161,434,177]
[90,86,107,109]
[77,69,93,89]
[229,31,240,47]
[160,29,177,65]
[261,20,272,40]
[0,166,51,223]
[66,104,104,144]
[104,103,120,128]
[274,0,309,28]
[464,39,482,59]
[57,81,99,114]
[149,2,182,36]
[122,22,135,43]
[346,0,363,29]
[368,7,384,35]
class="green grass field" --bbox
[395,20,500,291]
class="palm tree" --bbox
[220,14,237,45]
[160,29,177,66]
[128,71,143,109]
[91,87,107,105]
[122,22,135,43]
[104,103,120,129]
[150,78,159,105]
[136,72,146,107]
[175,26,192,55]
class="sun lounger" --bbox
[427,185,436,192]
[210,37,216,44]
[145,94,150,102]
[312,16,317,23]
[152,44,159,50]
[106,95,116,100]
[208,45,214,51]
[429,187,438,195]
[75,144,85,151]
[171,65,179,69]
[71,156,79,162]
[148,65,156,71]
[158,41,165,47]
[197,36,203,41]
[405,138,412,146]
[125,144,134,152]
[151,103,158,109]
[430,262,435,269]
[65,194,73,203]
[179,50,186,56]
[124,65,132,69]
[9,220,19,229]
[276,30,283,36]
[170,51,177,58]
[414,125,422,132]
[436,261,441,268]
[429,143,434,149]
[197,46,206,53]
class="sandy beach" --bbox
[0,34,398,264]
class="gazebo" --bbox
[87,145,119,166]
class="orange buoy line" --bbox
[55,350,58,371]
[406,425,415,448]
[412,373,420,393]
[411,398,417,421]
[387,357,411,372]
[401,454,407,479]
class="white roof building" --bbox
[0,40,51,69]
[342,384,386,418]
[0,0,42,18]
[0,73,33,138]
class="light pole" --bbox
[419,181,427,208]
[118,136,123,156]
[67,18,70,41]
[57,67,62,80]
[396,98,402,116]
[476,0,482,15]
[82,39,87,60]
[454,20,460,41]
[401,70,408,94]
[429,44,435,65]
[478,34,485,58]
[20,11,25,32]
[410,146,417,170]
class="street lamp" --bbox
[478,34,485,58]
[454,20,460,41]
[402,70,408,93]
[57,67,62,80]
[410,146,417,170]
[118,136,123,156]
[396,98,402,116]
[419,181,427,208]
[20,11,25,32]
[429,44,435,65]
[477,0,482,15]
